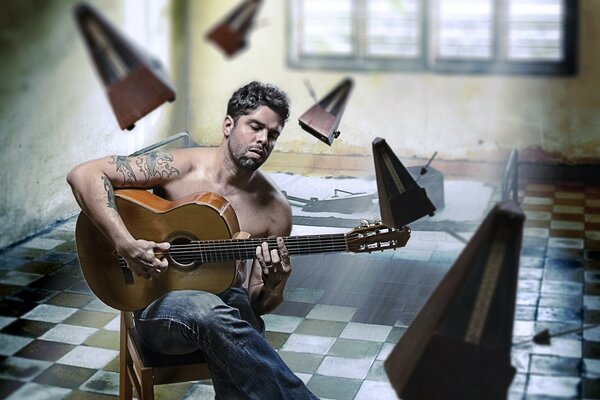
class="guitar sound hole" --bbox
[167,233,201,271]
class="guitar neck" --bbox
[194,233,348,263]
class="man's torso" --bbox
[152,147,282,287]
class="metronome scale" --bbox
[83,17,130,83]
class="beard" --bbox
[231,143,266,172]
[234,155,262,172]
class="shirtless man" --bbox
[67,81,318,399]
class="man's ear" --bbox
[222,115,234,137]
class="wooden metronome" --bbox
[298,78,353,146]
[385,200,525,400]
[73,2,176,131]
[206,0,263,57]
[372,137,436,228]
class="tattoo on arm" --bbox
[102,175,117,210]
[136,151,180,184]
[108,156,137,185]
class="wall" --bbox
[0,0,598,249]
[0,0,177,248]
[186,0,600,164]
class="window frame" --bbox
[286,0,578,76]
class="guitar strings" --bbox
[162,233,395,252]
[115,231,400,264]
[117,242,350,264]
[158,234,392,254]
[162,240,349,256]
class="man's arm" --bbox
[67,150,186,279]
[248,195,293,315]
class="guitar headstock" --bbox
[346,221,411,253]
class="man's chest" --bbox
[226,198,272,238]
[161,178,271,238]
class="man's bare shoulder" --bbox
[172,146,216,159]
[253,171,288,205]
[170,147,217,169]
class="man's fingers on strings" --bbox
[156,241,170,251]
[277,237,288,255]
[261,242,272,264]
[256,245,268,275]
[156,256,168,270]
[277,237,290,266]
[270,248,281,264]
[269,249,281,274]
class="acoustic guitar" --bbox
[75,189,410,311]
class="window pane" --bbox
[366,0,421,57]
[507,0,563,61]
[436,0,493,59]
[298,0,353,55]
[288,0,576,74]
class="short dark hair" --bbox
[226,81,290,125]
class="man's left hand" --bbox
[255,237,291,290]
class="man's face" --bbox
[224,105,283,172]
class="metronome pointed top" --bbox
[340,77,354,86]
[495,200,526,220]
[73,2,104,22]
[73,2,87,15]
[372,137,386,145]
[73,2,92,16]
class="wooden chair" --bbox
[120,135,211,399]
[119,311,212,400]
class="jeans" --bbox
[134,287,318,400]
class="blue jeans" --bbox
[134,287,318,400]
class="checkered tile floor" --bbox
[0,180,598,399]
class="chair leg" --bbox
[119,313,133,400]
[140,368,155,400]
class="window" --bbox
[287,0,578,75]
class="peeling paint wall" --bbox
[187,0,599,164]
[0,0,177,248]
[0,0,598,249]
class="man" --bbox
[67,81,318,399]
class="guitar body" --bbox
[75,190,240,311]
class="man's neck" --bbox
[213,144,257,189]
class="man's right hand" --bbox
[119,240,170,280]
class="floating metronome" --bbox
[73,2,176,131]
[372,137,436,228]
[298,77,353,146]
[384,200,524,400]
[206,0,263,58]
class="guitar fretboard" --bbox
[193,234,348,263]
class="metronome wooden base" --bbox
[298,104,338,146]
[106,65,176,130]
[124,96,175,131]
[399,334,516,400]
[207,24,246,57]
